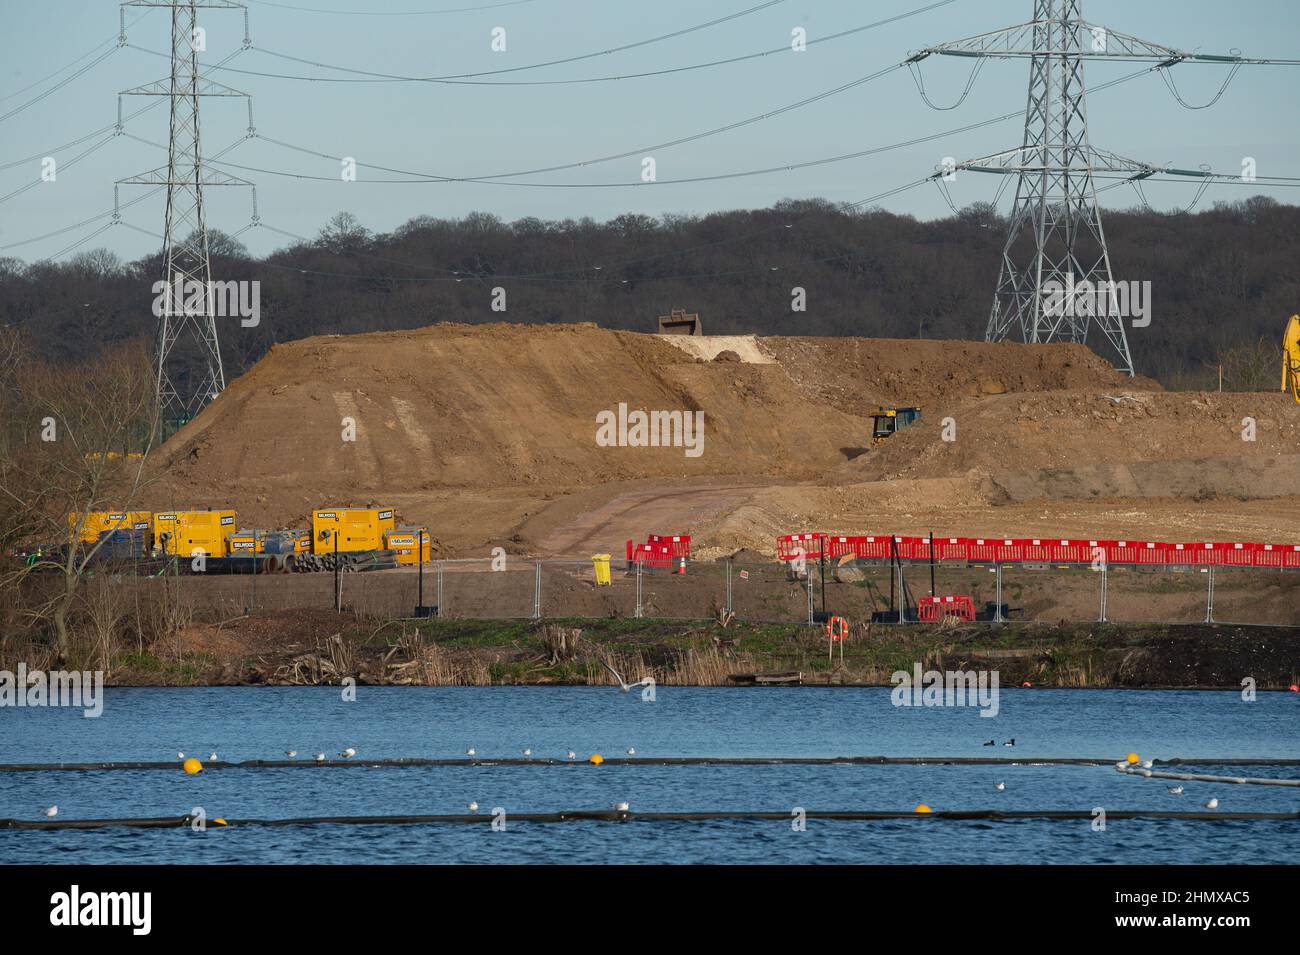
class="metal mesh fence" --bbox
[96,557,1300,628]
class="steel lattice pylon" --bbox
[119,0,249,428]
[913,0,1203,376]
[988,2,1127,370]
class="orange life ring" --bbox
[825,616,848,642]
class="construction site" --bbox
[5,0,1299,670]
[40,316,1299,663]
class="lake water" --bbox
[1,687,1297,864]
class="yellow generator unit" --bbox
[153,510,236,558]
[312,507,396,553]
[1283,314,1300,403]
[384,526,432,565]
[68,511,151,543]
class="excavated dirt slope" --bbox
[147,322,1300,553]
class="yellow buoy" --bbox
[1126,752,1140,765]
[182,757,203,775]
[915,803,933,814]
[589,754,604,765]
[213,818,227,826]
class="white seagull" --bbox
[339,747,356,759]
[1141,759,1153,769]
[566,750,576,760]
[1168,786,1184,794]
[467,801,479,813]
[1204,797,1219,810]
[42,806,58,817]
[466,747,476,757]
[314,752,326,762]
[612,801,630,812]
[177,751,185,759]
[285,750,297,758]
[627,747,636,756]
[522,747,533,759]
[208,752,218,762]
[600,660,654,693]
[994,782,1005,792]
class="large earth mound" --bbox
[144,322,1300,553]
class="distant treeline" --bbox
[1,195,1295,390]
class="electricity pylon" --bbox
[119,0,250,430]
[913,0,1210,376]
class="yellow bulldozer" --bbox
[1284,314,1300,403]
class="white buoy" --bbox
[177,751,185,759]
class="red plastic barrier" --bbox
[648,534,692,558]
[917,595,976,622]
[631,543,672,569]
[778,533,824,560]
[775,532,1299,569]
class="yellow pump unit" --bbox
[1283,314,1300,403]
[312,508,396,553]
[384,526,432,565]
[68,511,151,543]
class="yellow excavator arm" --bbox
[1284,314,1300,403]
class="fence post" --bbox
[533,561,541,620]
[726,558,733,616]
[806,561,814,625]
[897,558,906,624]
[1098,563,1108,623]
[635,560,643,618]
[994,564,1003,624]
[436,561,443,618]
[1205,565,1215,623]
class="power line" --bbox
[223,62,907,186]
[177,61,1160,188]
[150,0,959,86]
[196,108,1019,188]
[244,0,544,15]
[0,47,121,126]
[242,0,789,83]
[0,6,153,105]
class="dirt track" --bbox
[142,322,1300,557]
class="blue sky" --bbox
[2,0,1298,262]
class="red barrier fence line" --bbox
[775,533,1300,569]
[647,534,692,558]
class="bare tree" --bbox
[0,334,159,662]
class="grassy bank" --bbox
[54,610,1300,689]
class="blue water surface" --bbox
[1,687,1297,863]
